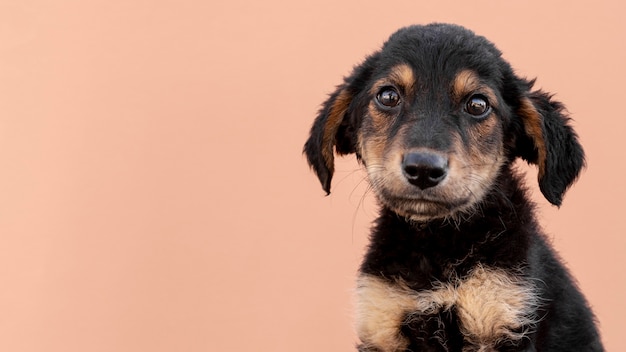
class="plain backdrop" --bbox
[1,1,624,351]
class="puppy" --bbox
[304,24,603,351]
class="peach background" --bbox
[1,1,624,351]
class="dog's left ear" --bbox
[514,86,586,206]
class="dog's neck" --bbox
[361,166,539,288]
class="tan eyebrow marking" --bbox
[452,69,498,108]
[370,63,416,97]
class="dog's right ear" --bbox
[303,53,379,194]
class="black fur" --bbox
[304,24,602,351]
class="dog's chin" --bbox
[377,193,474,223]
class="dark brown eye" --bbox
[465,95,491,118]
[376,88,400,107]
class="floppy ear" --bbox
[514,86,585,206]
[303,54,379,194]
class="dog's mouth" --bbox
[377,189,473,221]
[363,154,500,222]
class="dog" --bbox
[304,24,603,351]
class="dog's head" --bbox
[304,24,584,221]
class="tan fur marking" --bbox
[472,114,497,138]
[359,123,416,203]
[389,64,415,96]
[356,275,455,352]
[446,132,504,218]
[358,101,391,172]
[462,115,504,180]
[455,265,539,346]
[453,69,480,99]
[356,275,412,351]
[321,89,352,173]
[367,101,391,129]
[360,64,416,196]
[519,97,547,179]
[361,136,387,170]
[369,63,415,97]
[452,70,498,107]
[356,267,538,351]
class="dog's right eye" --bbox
[376,88,401,108]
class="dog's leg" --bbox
[355,274,414,352]
[355,274,457,352]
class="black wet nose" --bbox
[402,151,449,189]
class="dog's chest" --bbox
[356,265,539,352]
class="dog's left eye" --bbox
[465,95,491,118]
[376,88,401,108]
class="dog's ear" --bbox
[303,54,379,194]
[514,85,585,206]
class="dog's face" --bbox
[305,24,584,221]
[357,62,506,220]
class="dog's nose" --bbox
[402,151,448,189]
